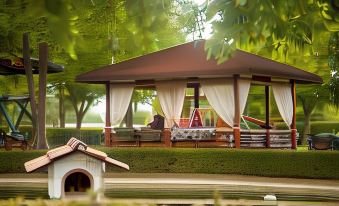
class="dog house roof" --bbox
[24,137,130,172]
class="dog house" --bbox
[24,138,129,199]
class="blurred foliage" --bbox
[200,0,338,137]
[0,0,197,128]
[328,31,339,108]
[205,0,339,63]
[0,0,337,131]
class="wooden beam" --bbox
[233,74,241,148]
[290,80,297,149]
[58,85,65,128]
[105,82,112,147]
[23,33,38,147]
[37,42,48,149]
[252,75,271,82]
[265,85,270,148]
[135,79,155,86]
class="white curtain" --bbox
[156,81,186,128]
[201,79,251,127]
[239,79,251,117]
[110,84,134,127]
[272,83,293,128]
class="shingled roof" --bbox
[24,138,129,172]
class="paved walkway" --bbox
[1,173,339,201]
[104,173,339,189]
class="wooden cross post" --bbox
[23,33,38,147]
[290,80,297,149]
[105,82,112,146]
[125,101,133,128]
[233,75,241,148]
[37,42,49,149]
[265,85,270,148]
[194,83,200,108]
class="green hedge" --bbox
[309,121,339,134]
[274,121,339,136]
[1,148,339,179]
[15,126,102,148]
[46,128,102,148]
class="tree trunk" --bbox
[37,42,49,149]
[126,101,133,127]
[299,95,317,145]
[59,86,65,128]
[76,115,82,130]
[23,33,38,147]
[76,111,85,130]
[302,113,311,145]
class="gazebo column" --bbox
[233,75,241,148]
[105,82,112,147]
[194,83,199,108]
[290,80,297,149]
[125,101,133,128]
[265,85,270,148]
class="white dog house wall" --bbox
[24,137,129,199]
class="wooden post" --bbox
[233,75,241,148]
[23,33,38,147]
[194,83,199,108]
[105,82,112,147]
[265,85,270,148]
[290,80,297,149]
[37,42,48,149]
[163,129,171,147]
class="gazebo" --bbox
[76,40,322,149]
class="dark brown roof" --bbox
[24,137,129,172]
[76,40,323,84]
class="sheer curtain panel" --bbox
[110,83,134,127]
[272,83,293,128]
[156,81,186,128]
[201,79,251,127]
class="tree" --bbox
[201,0,339,143]
[204,0,338,62]
[65,83,103,129]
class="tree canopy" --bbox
[0,0,338,132]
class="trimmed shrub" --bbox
[46,128,102,148]
[13,126,103,148]
[274,121,339,138]
[310,121,339,135]
[1,148,339,179]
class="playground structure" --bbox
[0,35,64,150]
[0,96,32,150]
[0,57,63,75]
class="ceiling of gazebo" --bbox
[76,40,323,84]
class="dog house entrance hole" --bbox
[64,172,91,193]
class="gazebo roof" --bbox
[76,40,323,84]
